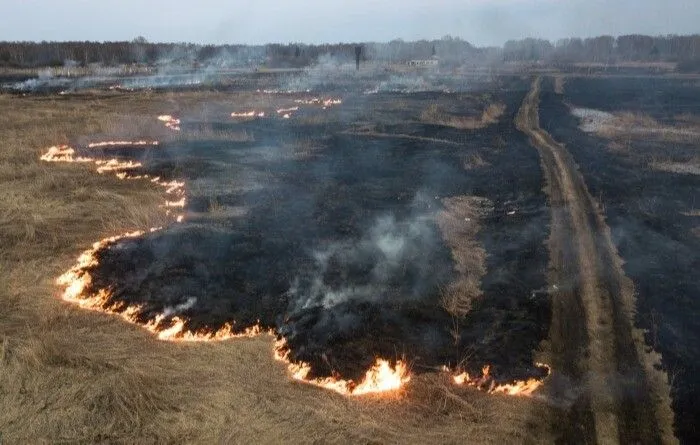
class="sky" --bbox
[0,0,698,47]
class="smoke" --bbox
[162,296,197,317]
[7,68,71,92]
[274,53,356,93]
[288,205,440,312]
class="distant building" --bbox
[406,57,439,67]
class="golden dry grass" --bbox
[420,102,506,130]
[590,110,700,175]
[436,196,491,319]
[462,153,490,170]
[553,76,565,95]
[649,155,700,176]
[595,111,700,143]
[0,91,554,444]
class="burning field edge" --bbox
[39,113,552,398]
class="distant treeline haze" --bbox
[0,34,699,71]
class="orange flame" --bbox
[88,141,159,148]
[164,197,186,208]
[450,363,551,396]
[158,115,181,131]
[40,139,408,397]
[95,158,143,173]
[56,237,405,391]
[273,338,410,395]
[56,230,267,342]
[39,142,185,223]
[294,97,342,109]
[231,111,265,118]
[109,84,135,92]
[276,107,299,115]
[146,316,266,342]
[40,145,93,163]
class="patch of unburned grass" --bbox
[577,108,700,143]
[421,101,506,130]
[649,157,700,175]
[436,196,492,319]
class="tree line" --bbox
[502,35,700,69]
[1,34,699,71]
[0,37,477,69]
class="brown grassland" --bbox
[421,102,506,130]
[0,91,554,444]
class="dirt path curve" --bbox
[516,77,676,444]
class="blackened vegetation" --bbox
[82,78,550,384]
[560,76,700,123]
[539,77,700,443]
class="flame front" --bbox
[88,140,159,148]
[40,135,185,222]
[231,111,265,118]
[56,231,267,342]
[276,106,298,119]
[158,115,181,131]
[40,145,92,163]
[450,363,551,396]
[276,106,299,114]
[273,338,410,395]
[294,97,342,109]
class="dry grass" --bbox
[553,76,566,95]
[0,91,554,444]
[649,157,700,176]
[436,196,492,319]
[685,206,700,240]
[586,110,700,174]
[281,136,326,160]
[572,61,677,71]
[462,153,490,170]
[421,102,506,130]
[342,128,462,147]
[594,111,700,143]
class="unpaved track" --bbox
[516,77,676,444]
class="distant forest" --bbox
[1,34,699,71]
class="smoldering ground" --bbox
[73,76,550,383]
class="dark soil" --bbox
[80,77,551,385]
[540,76,700,444]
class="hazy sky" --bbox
[1,0,698,46]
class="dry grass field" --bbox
[421,102,506,130]
[0,91,554,444]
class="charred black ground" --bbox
[76,76,551,384]
[540,76,700,444]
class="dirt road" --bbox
[516,77,676,444]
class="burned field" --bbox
[540,76,700,443]
[50,77,551,391]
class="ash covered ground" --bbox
[73,74,551,383]
[539,76,700,443]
